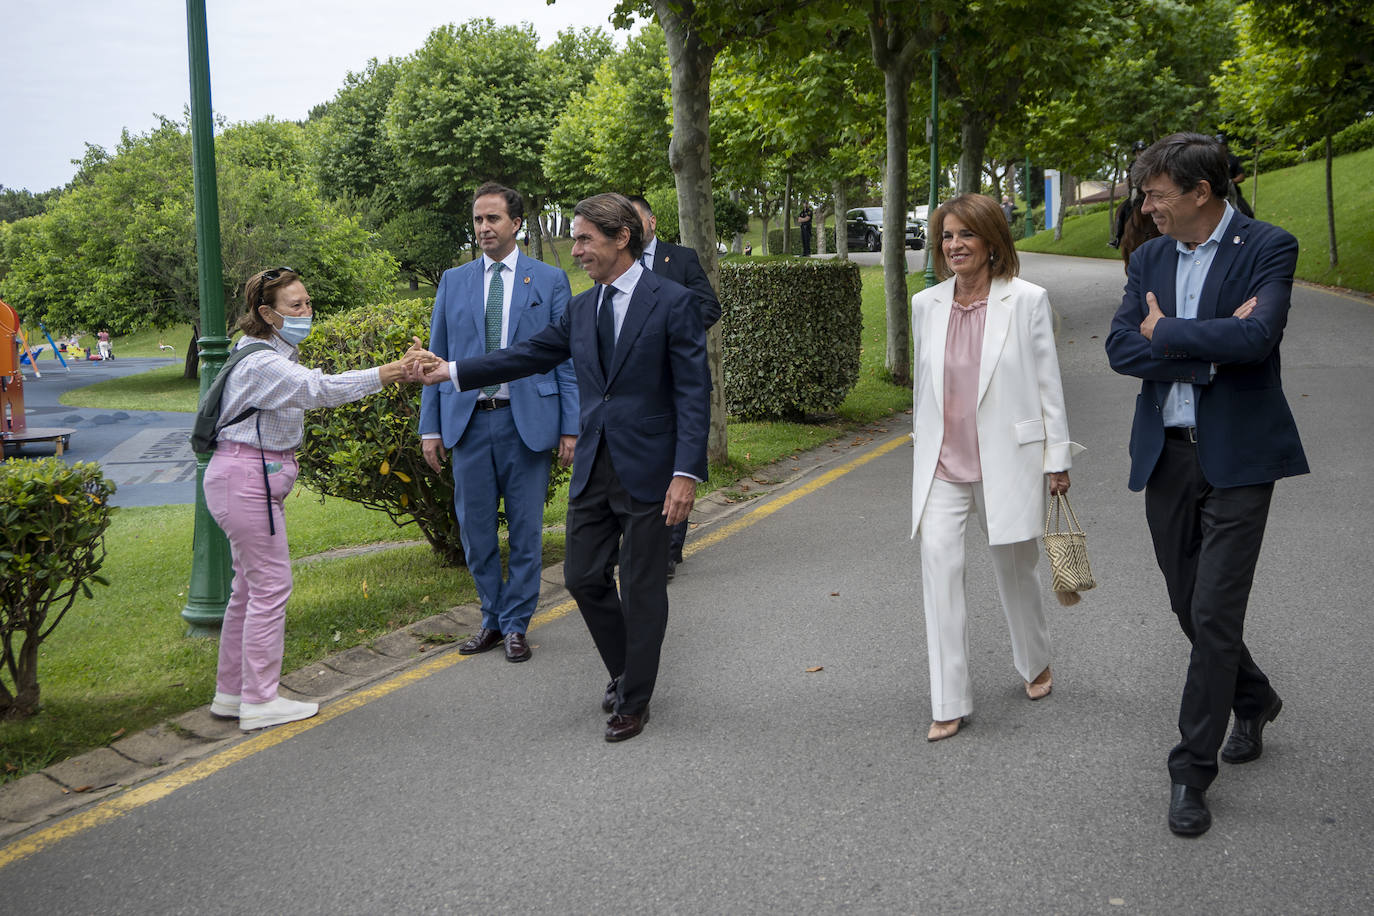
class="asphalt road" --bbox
[1,254,1372,913]
[3,355,197,507]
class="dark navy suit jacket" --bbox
[650,240,720,329]
[1105,211,1308,491]
[455,268,710,504]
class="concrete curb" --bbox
[0,416,906,844]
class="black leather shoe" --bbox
[605,707,649,742]
[504,632,531,662]
[1221,691,1282,764]
[1168,784,1211,837]
[458,628,503,655]
[601,677,619,713]
[666,558,677,581]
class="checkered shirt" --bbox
[216,334,383,451]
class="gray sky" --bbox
[2,0,628,192]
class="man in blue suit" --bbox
[421,193,710,742]
[1106,133,1308,837]
[418,182,577,663]
[628,194,720,579]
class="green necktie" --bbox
[482,262,504,397]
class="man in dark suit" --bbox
[418,182,577,664]
[627,194,719,578]
[421,193,710,742]
[1105,133,1308,837]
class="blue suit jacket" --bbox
[651,239,720,329]
[419,253,577,451]
[1105,211,1308,491]
[454,269,710,504]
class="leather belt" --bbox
[475,398,511,411]
[1165,426,1198,443]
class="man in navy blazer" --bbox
[1106,133,1308,838]
[628,194,720,578]
[418,183,577,664]
[422,193,710,742]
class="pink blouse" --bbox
[934,297,988,483]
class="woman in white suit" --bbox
[911,194,1081,742]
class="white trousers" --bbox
[919,478,1051,720]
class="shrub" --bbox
[1254,147,1305,172]
[765,226,838,256]
[720,259,862,420]
[0,459,115,720]
[296,297,569,567]
[1332,117,1374,156]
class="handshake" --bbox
[395,336,452,386]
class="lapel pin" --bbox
[1232,236,1241,244]
[523,276,530,284]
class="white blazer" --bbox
[910,275,1082,545]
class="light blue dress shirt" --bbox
[1162,203,1235,428]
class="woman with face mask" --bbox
[204,267,432,730]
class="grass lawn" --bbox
[2,261,909,782]
[1017,146,1374,294]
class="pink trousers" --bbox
[204,442,298,704]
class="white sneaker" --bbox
[239,696,319,731]
[210,692,241,718]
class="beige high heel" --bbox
[927,716,970,742]
[1026,666,1053,700]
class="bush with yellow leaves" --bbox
[296,297,568,568]
[0,458,115,720]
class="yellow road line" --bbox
[0,430,909,869]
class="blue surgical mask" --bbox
[272,311,313,346]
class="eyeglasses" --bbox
[257,267,299,304]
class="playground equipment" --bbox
[1,299,75,458]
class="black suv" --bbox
[845,207,924,251]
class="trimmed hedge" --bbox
[1,458,115,719]
[296,298,568,567]
[296,298,465,563]
[720,259,862,420]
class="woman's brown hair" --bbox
[929,194,1019,282]
[238,267,302,336]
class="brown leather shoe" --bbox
[458,627,503,655]
[601,677,619,713]
[504,632,531,662]
[605,707,649,742]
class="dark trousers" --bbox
[1145,436,1275,790]
[563,443,671,716]
[800,224,812,256]
[668,518,687,562]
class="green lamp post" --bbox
[180,0,233,636]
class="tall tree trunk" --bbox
[834,181,849,260]
[528,195,544,263]
[184,323,201,379]
[783,171,793,255]
[956,114,987,195]
[869,7,919,387]
[760,215,771,254]
[655,0,727,464]
[539,215,562,270]
[1325,134,1338,268]
[816,202,830,256]
[1054,171,1073,241]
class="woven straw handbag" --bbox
[1043,492,1096,606]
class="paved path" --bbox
[3,356,197,507]
[1,254,1372,913]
